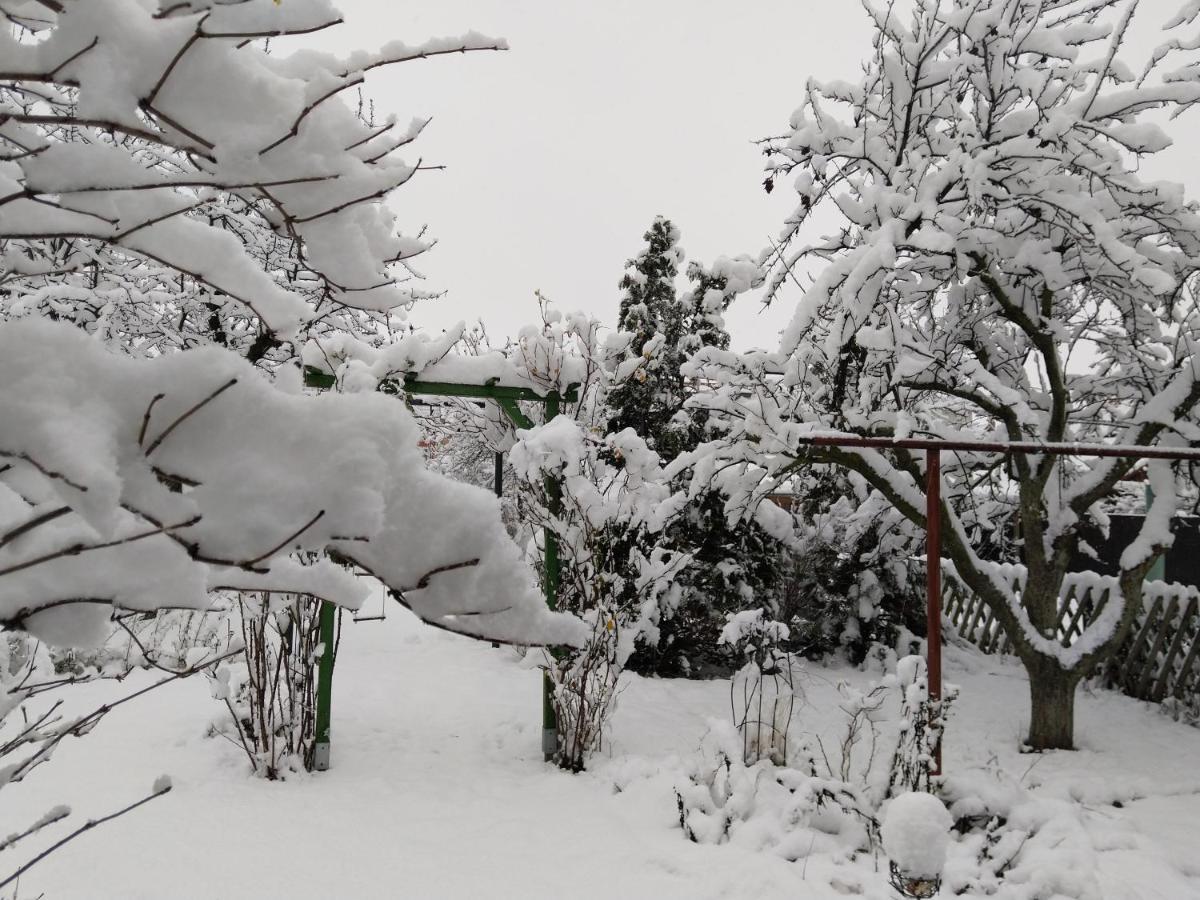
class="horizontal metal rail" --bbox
[303,366,578,404]
[793,434,1200,460]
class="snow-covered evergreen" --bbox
[606,221,792,677]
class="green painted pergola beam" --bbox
[303,367,578,405]
[302,363,569,766]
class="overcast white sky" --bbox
[306,0,1195,350]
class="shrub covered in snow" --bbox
[936,766,1116,899]
[454,305,686,770]
[208,592,328,779]
[513,413,688,770]
[719,609,800,766]
[676,652,958,882]
[888,656,957,796]
[674,719,881,863]
[778,471,926,663]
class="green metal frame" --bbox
[303,367,576,767]
[313,599,337,771]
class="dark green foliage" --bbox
[777,470,925,664]
[679,260,733,355]
[609,219,788,677]
[606,217,689,458]
[632,489,788,677]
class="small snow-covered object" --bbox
[882,791,953,892]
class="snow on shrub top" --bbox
[717,608,789,652]
[882,791,953,880]
[0,320,585,649]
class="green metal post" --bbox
[542,392,562,761]
[491,450,505,649]
[313,599,337,771]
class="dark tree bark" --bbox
[1025,656,1079,751]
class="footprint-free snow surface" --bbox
[7,599,1200,899]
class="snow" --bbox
[6,605,1200,899]
[8,1,1200,894]
[0,320,583,648]
[2,0,510,341]
[881,791,953,880]
[718,608,789,648]
[303,327,594,398]
[1119,461,1177,571]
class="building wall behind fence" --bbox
[1071,515,1200,589]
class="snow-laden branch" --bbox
[1,0,507,343]
[0,320,584,649]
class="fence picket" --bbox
[1057,585,1081,647]
[1170,619,1200,701]
[1135,596,1179,699]
[1119,596,1163,692]
[1151,596,1198,701]
[940,566,1199,716]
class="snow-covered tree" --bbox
[1,0,496,362]
[689,0,1200,749]
[606,217,688,456]
[0,2,586,877]
[605,223,789,676]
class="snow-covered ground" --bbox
[7,604,1200,899]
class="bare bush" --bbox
[210,594,333,779]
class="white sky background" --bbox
[304,0,1198,351]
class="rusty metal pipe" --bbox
[926,449,943,776]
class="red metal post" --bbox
[926,448,943,776]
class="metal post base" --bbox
[541,728,557,762]
[313,740,331,772]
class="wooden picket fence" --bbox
[942,563,1200,709]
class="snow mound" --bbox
[882,791,953,880]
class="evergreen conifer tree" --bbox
[608,224,787,677]
[606,217,688,457]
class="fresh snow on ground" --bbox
[7,597,1200,899]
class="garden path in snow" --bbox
[6,600,1200,899]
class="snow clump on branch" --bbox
[0,319,585,649]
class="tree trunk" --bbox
[1026,655,1078,750]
